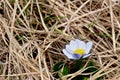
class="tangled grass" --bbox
[0,0,120,80]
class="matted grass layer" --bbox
[0,0,120,80]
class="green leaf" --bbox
[82,77,89,80]
[84,67,98,73]
[87,60,95,67]
[53,62,64,71]
[72,59,83,72]
[76,59,83,68]
[96,77,103,80]
[58,65,70,78]
[84,61,98,73]
[72,75,89,80]
[62,65,70,75]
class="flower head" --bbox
[62,39,93,59]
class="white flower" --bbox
[62,39,93,59]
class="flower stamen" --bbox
[73,48,85,55]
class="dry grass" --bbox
[0,0,120,80]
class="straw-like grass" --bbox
[0,0,120,80]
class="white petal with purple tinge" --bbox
[82,54,91,58]
[85,42,93,54]
[73,54,82,59]
[62,49,78,59]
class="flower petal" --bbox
[62,49,78,59]
[82,54,91,58]
[85,41,93,54]
[73,54,81,59]
[66,44,73,52]
[76,39,86,49]
[69,40,78,50]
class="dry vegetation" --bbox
[0,0,120,80]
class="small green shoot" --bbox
[53,62,64,72]
[58,65,70,78]
[53,59,104,80]
[53,62,70,79]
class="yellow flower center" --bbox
[73,48,85,55]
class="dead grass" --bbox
[0,0,120,80]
